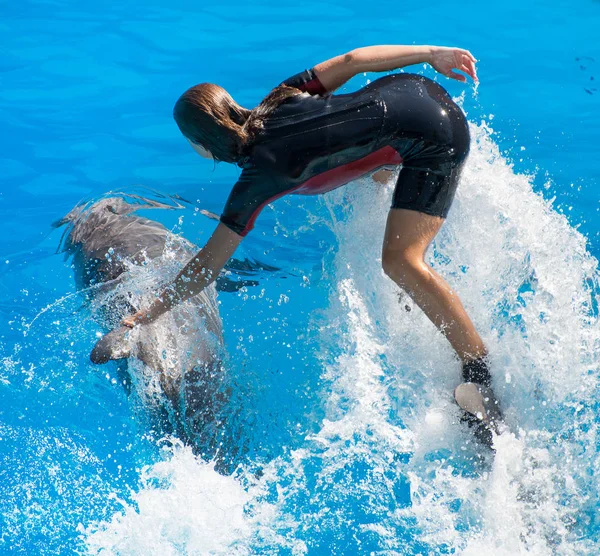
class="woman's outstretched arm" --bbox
[314,45,478,92]
[122,223,243,327]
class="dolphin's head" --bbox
[53,197,137,231]
[56,197,175,288]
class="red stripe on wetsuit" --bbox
[240,146,403,235]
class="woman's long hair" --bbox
[173,83,302,165]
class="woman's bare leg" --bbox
[381,208,487,363]
[372,169,393,184]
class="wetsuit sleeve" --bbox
[280,68,327,95]
[220,168,284,237]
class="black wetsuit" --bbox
[220,69,470,236]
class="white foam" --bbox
[84,443,257,555]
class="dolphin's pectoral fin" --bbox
[215,276,259,292]
[225,257,280,275]
[216,256,282,292]
[90,326,133,364]
[454,382,504,448]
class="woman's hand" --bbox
[122,310,148,328]
[429,47,478,83]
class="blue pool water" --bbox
[1,0,600,553]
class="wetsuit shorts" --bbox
[376,74,470,218]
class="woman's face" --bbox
[187,139,213,159]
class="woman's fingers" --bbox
[468,60,479,81]
[432,48,477,82]
[462,49,477,63]
[461,54,475,68]
[122,314,138,328]
[446,69,467,82]
[454,52,478,81]
[460,61,477,81]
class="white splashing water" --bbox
[304,120,600,554]
[84,442,263,555]
[84,122,600,554]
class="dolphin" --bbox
[56,195,229,456]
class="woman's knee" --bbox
[382,249,426,285]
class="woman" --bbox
[122,44,495,420]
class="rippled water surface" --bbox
[1,0,600,554]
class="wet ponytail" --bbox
[173,83,302,165]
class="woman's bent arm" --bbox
[122,223,242,326]
[314,45,477,91]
